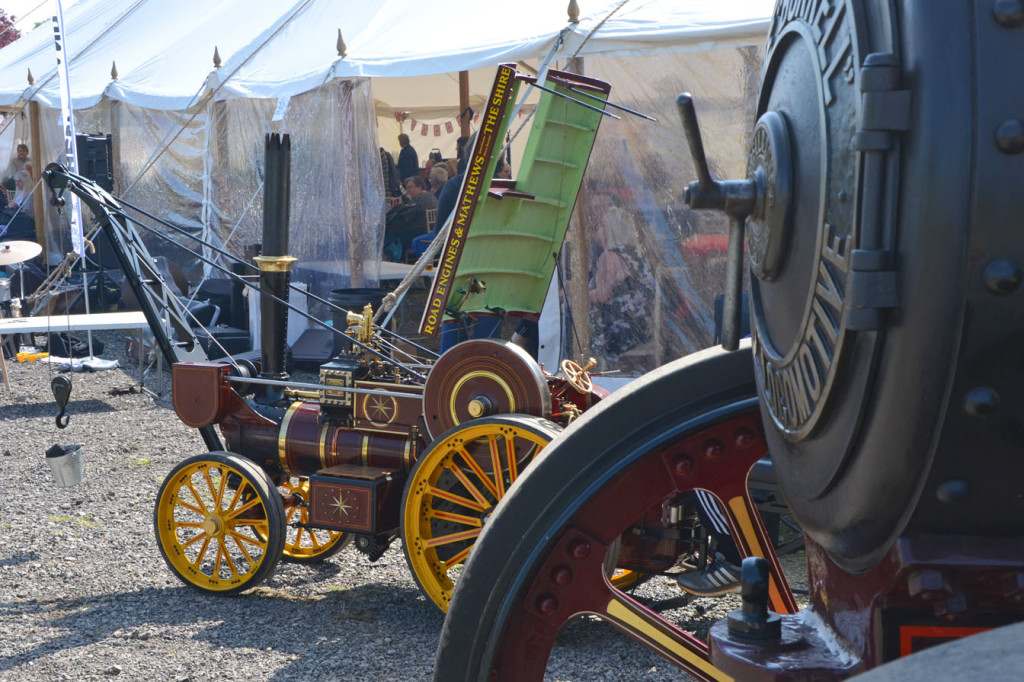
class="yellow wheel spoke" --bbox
[441,545,473,569]
[174,499,205,516]
[173,521,204,530]
[427,485,487,512]
[230,533,257,567]
[430,509,482,527]
[213,468,228,509]
[226,484,246,515]
[193,535,212,565]
[179,531,206,549]
[424,527,481,548]
[183,481,208,515]
[226,526,267,547]
[201,468,219,504]
[506,436,521,485]
[218,538,240,578]
[604,597,727,680]
[446,463,492,508]
[489,437,506,499]
[456,447,500,499]
[232,516,268,533]
[212,540,224,577]
[228,496,262,520]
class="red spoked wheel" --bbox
[433,343,797,681]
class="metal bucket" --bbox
[45,444,84,487]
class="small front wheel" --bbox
[154,452,286,595]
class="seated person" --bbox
[405,176,437,212]
[2,144,29,191]
[10,170,34,218]
[1,170,36,241]
[428,165,448,199]
[382,177,438,261]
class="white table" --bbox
[0,311,152,391]
[0,311,150,335]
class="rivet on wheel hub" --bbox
[734,428,756,449]
[535,593,559,615]
[673,454,695,477]
[551,565,574,587]
[703,439,725,459]
[568,539,591,561]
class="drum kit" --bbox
[0,240,43,389]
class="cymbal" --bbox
[0,240,42,266]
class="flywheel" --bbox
[422,339,551,440]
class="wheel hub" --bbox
[203,514,224,537]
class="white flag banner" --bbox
[52,0,84,257]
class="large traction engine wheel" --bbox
[154,452,286,595]
[280,477,352,563]
[434,344,797,681]
[402,415,561,611]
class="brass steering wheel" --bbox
[560,358,596,394]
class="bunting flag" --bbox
[396,111,475,136]
[396,108,528,136]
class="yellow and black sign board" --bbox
[419,63,517,336]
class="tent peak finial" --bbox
[111,61,119,80]
[213,46,222,68]
[26,68,34,85]
[337,29,347,58]
[567,0,580,23]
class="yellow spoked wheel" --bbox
[402,415,562,612]
[154,452,285,595]
[280,477,352,563]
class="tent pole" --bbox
[28,101,46,258]
[561,57,592,361]
[459,71,470,137]
[110,100,122,195]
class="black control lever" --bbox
[676,94,759,351]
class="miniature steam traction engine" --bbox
[48,65,661,611]
[432,0,1024,679]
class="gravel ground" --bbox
[0,329,807,682]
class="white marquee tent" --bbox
[0,0,772,374]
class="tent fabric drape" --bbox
[0,0,772,376]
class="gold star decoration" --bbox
[365,395,397,424]
[331,494,351,517]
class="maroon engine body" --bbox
[172,353,604,538]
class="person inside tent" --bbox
[397,133,419,183]
[1,170,36,242]
[2,144,30,191]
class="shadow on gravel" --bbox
[0,578,444,679]
[0,398,117,421]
